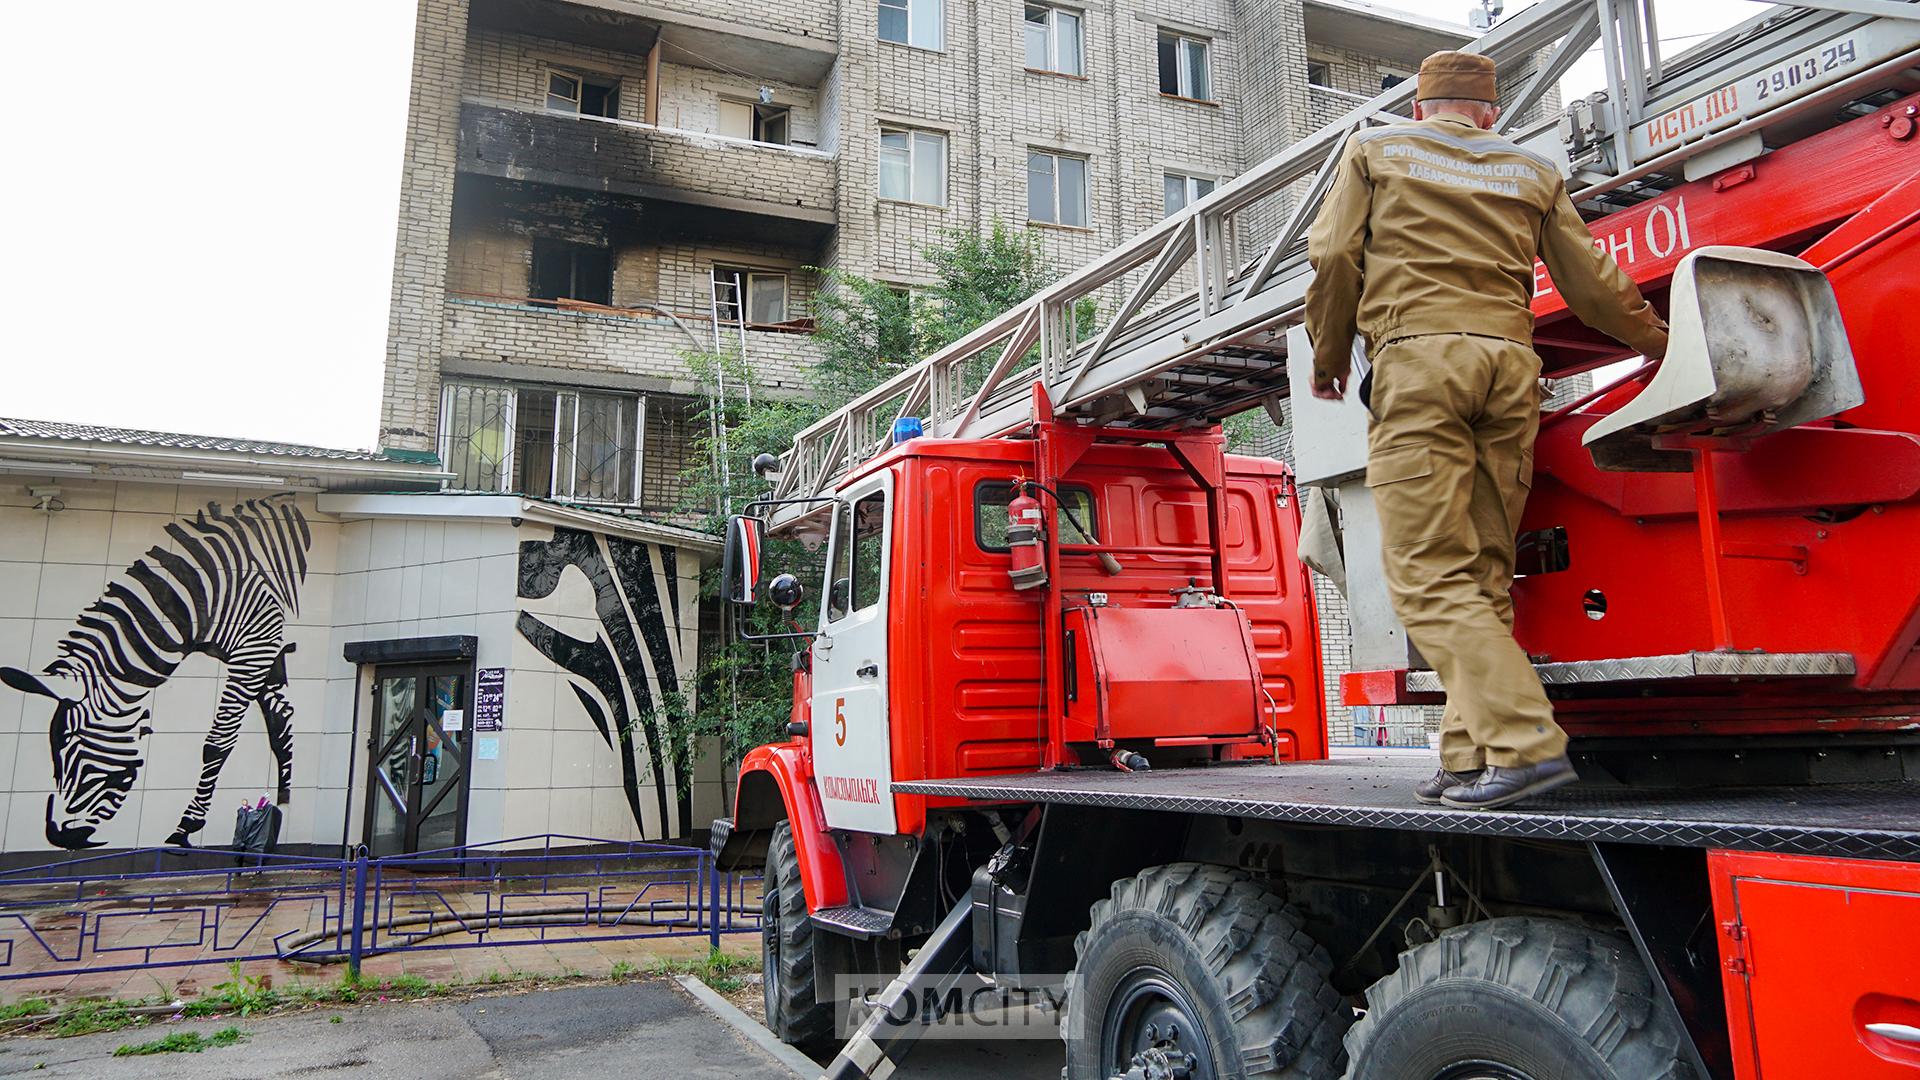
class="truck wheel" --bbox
[1063,863,1350,1079]
[763,821,834,1049]
[1344,916,1690,1080]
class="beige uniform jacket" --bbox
[1305,113,1669,387]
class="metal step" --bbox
[1402,651,1856,694]
[811,904,896,938]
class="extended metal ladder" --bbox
[708,269,764,513]
[768,0,1920,526]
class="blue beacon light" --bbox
[892,416,925,444]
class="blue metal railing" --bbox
[0,836,762,984]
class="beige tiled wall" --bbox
[0,477,712,856]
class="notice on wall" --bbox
[476,737,500,761]
[475,667,506,731]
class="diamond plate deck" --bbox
[894,755,1920,861]
[1402,651,1856,693]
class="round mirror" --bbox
[768,573,806,612]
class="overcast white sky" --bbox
[1,0,1759,451]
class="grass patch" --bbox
[112,1027,244,1056]
[361,973,457,1000]
[182,965,278,1018]
[27,944,759,1034]
[51,1000,144,1037]
[0,999,51,1021]
[181,965,376,1017]
[647,948,758,993]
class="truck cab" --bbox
[717,421,1326,887]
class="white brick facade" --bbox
[380,0,1489,589]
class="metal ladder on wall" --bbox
[709,270,750,359]
[764,0,1920,529]
[706,270,760,515]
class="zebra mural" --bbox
[0,496,311,850]
[516,527,685,838]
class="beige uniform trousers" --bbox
[1365,333,1567,770]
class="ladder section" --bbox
[768,0,1920,518]
[708,269,749,357]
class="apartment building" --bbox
[378,0,1479,519]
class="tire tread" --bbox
[764,821,835,1048]
[1344,915,1691,1079]
[1063,862,1350,1079]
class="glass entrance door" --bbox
[365,665,472,856]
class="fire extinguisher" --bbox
[1007,484,1048,591]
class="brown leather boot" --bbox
[1439,756,1579,810]
[1413,768,1483,805]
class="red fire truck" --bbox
[711,2,1920,1077]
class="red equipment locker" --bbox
[1710,850,1920,1078]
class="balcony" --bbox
[441,295,824,397]
[471,0,836,84]
[459,102,836,231]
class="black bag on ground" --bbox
[231,804,283,866]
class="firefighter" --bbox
[1304,51,1668,810]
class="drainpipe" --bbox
[341,668,365,859]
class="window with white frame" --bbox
[1027,150,1089,228]
[1024,4,1084,75]
[1162,172,1215,216]
[878,0,942,49]
[717,99,792,145]
[440,382,644,504]
[879,127,948,205]
[714,266,790,325]
[546,69,620,117]
[1306,58,1332,87]
[1156,31,1211,101]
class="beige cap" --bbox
[1416,50,1497,103]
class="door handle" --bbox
[1868,1022,1920,1044]
[857,663,878,679]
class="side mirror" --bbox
[768,573,806,612]
[722,514,765,605]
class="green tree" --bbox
[806,271,921,402]
[918,221,1066,351]
[653,223,1087,806]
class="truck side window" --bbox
[827,500,855,621]
[850,492,887,613]
[975,481,1097,551]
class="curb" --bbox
[675,974,820,1079]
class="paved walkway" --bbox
[0,981,797,1078]
[0,978,1066,1080]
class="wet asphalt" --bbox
[0,980,1062,1079]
